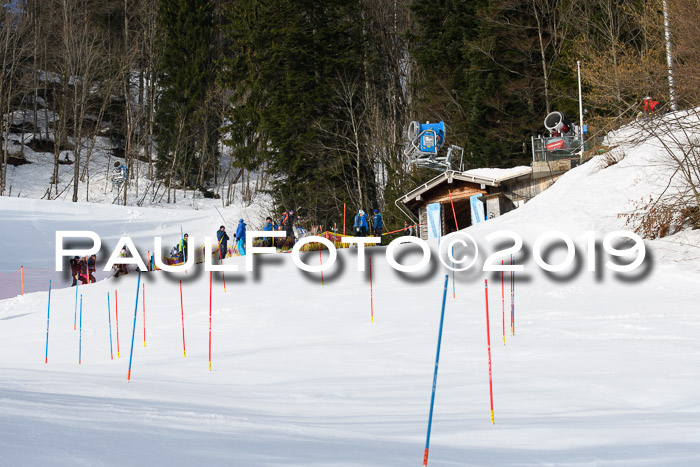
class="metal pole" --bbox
[662,0,677,111]
[577,61,585,158]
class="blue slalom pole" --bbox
[511,254,515,335]
[423,274,449,467]
[107,292,114,360]
[74,275,78,330]
[44,280,51,364]
[79,294,83,364]
[451,246,455,299]
[127,271,142,381]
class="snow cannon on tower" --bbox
[544,111,576,137]
[403,120,463,171]
[531,110,587,161]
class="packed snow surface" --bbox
[1,112,700,465]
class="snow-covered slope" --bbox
[1,114,699,466]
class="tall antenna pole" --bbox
[662,0,677,111]
[577,61,585,158]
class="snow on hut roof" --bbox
[459,166,532,185]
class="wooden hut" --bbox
[396,167,563,239]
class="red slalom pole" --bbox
[501,260,505,345]
[484,279,495,424]
[115,290,120,358]
[448,189,459,230]
[343,203,346,236]
[369,257,374,323]
[319,247,324,285]
[142,283,146,347]
[208,270,212,371]
[180,280,186,358]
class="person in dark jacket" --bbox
[79,256,89,285]
[236,219,247,256]
[70,256,81,286]
[87,254,97,283]
[279,210,296,249]
[372,209,383,245]
[216,225,229,260]
[403,221,413,236]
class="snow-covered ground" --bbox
[2,104,269,210]
[1,118,272,293]
[1,113,700,465]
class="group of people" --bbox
[212,211,298,259]
[165,207,418,267]
[353,209,384,244]
[70,254,97,286]
[75,208,418,285]
[214,219,248,258]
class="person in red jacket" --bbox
[643,96,659,114]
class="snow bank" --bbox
[1,112,699,466]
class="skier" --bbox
[70,256,81,286]
[372,209,384,245]
[178,234,189,263]
[263,217,274,247]
[236,219,247,256]
[216,225,229,261]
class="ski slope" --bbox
[1,114,700,466]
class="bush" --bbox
[620,196,699,239]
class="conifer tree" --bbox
[154,0,220,190]
[221,0,369,223]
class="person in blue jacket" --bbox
[216,225,229,260]
[359,210,368,236]
[263,217,274,247]
[372,209,383,245]
[236,219,247,256]
[353,210,362,236]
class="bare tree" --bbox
[51,0,106,202]
[669,0,700,103]
[620,108,700,238]
[0,5,31,196]
[314,74,369,210]
[574,0,667,116]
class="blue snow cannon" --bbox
[407,121,445,154]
